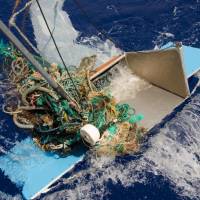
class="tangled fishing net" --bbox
[0,40,146,156]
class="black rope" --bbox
[73,0,120,48]
[35,0,81,100]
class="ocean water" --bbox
[0,0,200,200]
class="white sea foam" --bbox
[144,96,200,199]
[108,64,151,102]
[0,191,22,200]
[30,0,121,67]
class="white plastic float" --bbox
[80,124,100,146]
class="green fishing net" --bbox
[0,40,146,156]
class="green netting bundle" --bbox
[1,40,146,156]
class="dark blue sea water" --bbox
[0,0,200,200]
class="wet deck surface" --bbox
[123,85,183,129]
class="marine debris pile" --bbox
[0,40,146,156]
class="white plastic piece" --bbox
[80,124,100,146]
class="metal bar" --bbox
[0,19,71,101]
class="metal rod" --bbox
[0,19,71,101]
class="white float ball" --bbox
[80,124,100,146]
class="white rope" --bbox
[9,0,40,54]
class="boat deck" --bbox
[122,85,183,129]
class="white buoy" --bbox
[80,124,100,146]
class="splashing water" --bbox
[107,63,151,102]
[30,0,121,67]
